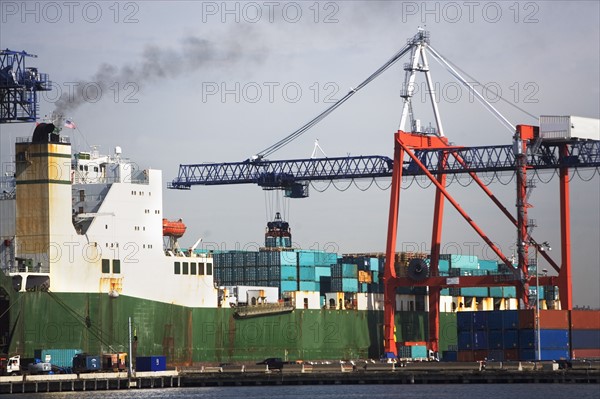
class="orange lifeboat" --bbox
[162,218,186,238]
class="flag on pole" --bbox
[64,119,76,129]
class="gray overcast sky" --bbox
[1,1,599,306]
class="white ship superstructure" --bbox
[0,123,217,308]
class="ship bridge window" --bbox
[174,262,181,275]
[79,190,85,201]
[182,262,189,275]
[102,259,110,274]
[113,259,121,274]
[190,263,197,275]
[207,263,213,276]
[198,263,204,275]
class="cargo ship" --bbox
[1,120,594,366]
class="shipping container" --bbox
[502,310,519,330]
[519,309,569,329]
[458,331,472,350]
[280,251,297,266]
[488,349,504,361]
[410,345,428,359]
[280,280,298,292]
[136,356,166,372]
[461,287,489,298]
[570,310,600,330]
[571,349,600,359]
[473,350,488,361]
[571,330,600,349]
[504,349,519,361]
[299,267,315,281]
[472,312,488,330]
[279,265,297,281]
[519,329,569,349]
[487,311,503,330]
[478,260,498,272]
[539,115,600,141]
[299,281,319,292]
[503,330,519,349]
[72,354,101,372]
[519,348,570,361]
[473,331,488,350]
[441,254,479,270]
[489,330,504,349]
[442,351,458,361]
[34,349,81,369]
[457,350,474,362]
[457,311,473,331]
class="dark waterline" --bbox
[8,384,600,399]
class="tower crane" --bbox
[169,29,600,358]
[0,49,51,123]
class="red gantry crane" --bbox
[169,30,600,358]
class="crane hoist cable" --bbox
[251,37,422,161]
[429,47,538,121]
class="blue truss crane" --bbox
[0,49,51,123]
[168,138,600,196]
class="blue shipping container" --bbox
[458,331,472,350]
[461,287,489,298]
[472,312,488,330]
[488,349,504,361]
[488,311,504,330]
[411,345,428,359]
[442,351,458,361]
[503,286,517,298]
[280,251,297,266]
[341,264,358,278]
[280,280,298,292]
[519,349,570,361]
[298,251,315,266]
[571,330,600,349]
[299,281,319,291]
[369,258,381,272]
[502,310,519,330]
[473,330,488,350]
[519,329,570,349]
[341,277,358,292]
[280,265,297,281]
[457,312,473,331]
[299,267,315,281]
[503,329,519,349]
[442,254,479,270]
[34,349,82,368]
[479,259,498,271]
[489,330,504,349]
[314,266,331,279]
[136,356,166,372]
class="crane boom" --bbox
[168,138,600,192]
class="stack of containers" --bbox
[298,250,318,291]
[456,310,520,361]
[331,262,358,292]
[570,309,600,359]
[518,309,570,360]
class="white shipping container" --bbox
[228,285,279,304]
[539,115,600,140]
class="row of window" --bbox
[174,261,212,276]
[102,259,120,274]
[131,191,151,196]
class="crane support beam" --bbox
[169,139,600,190]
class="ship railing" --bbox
[16,135,71,144]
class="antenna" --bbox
[310,139,328,158]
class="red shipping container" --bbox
[473,350,488,361]
[457,350,474,362]
[571,349,600,359]
[518,310,569,329]
[570,310,600,330]
[504,349,519,361]
[400,341,427,347]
